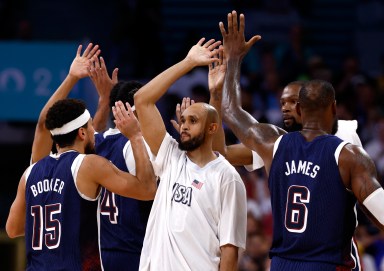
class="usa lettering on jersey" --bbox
[172,183,192,206]
[284,160,320,178]
[30,178,65,197]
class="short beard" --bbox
[178,133,205,152]
[85,141,95,154]
[284,121,303,132]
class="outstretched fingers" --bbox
[197,37,206,46]
[82,43,93,58]
[88,44,100,59]
[231,10,238,34]
[227,12,233,35]
[76,45,82,57]
[207,40,222,51]
[112,101,125,122]
[247,35,262,48]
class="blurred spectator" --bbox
[239,232,271,271]
[364,116,384,182]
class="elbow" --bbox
[6,223,23,239]
[145,178,158,200]
[143,177,158,200]
[133,91,145,109]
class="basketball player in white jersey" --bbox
[134,38,247,271]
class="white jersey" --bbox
[139,133,247,271]
[244,119,363,171]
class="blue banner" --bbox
[0,42,97,121]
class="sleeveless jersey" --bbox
[95,131,153,270]
[25,151,100,271]
[269,132,357,269]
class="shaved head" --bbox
[185,103,219,125]
[299,79,335,111]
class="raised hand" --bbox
[219,10,261,60]
[208,45,226,97]
[185,38,222,67]
[69,43,101,79]
[89,56,119,99]
[170,97,195,133]
[112,101,141,140]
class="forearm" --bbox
[41,74,79,118]
[31,74,79,163]
[222,58,258,145]
[135,58,195,106]
[209,92,227,156]
[130,135,157,199]
[93,97,110,132]
[219,244,238,271]
[6,206,25,238]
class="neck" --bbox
[57,144,83,155]
[186,145,217,168]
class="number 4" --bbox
[100,190,119,224]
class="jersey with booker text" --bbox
[269,132,357,268]
[25,151,100,271]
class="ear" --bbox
[332,101,337,115]
[208,123,218,135]
[296,102,302,117]
[78,128,86,140]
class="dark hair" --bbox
[45,98,88,148]
[287,80,306,88]
[299,79,335,110]
[109,80,143,121]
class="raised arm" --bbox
[113,101,156,191]
[89,56,119,132]
[219,11,284,171]
[339,144,384,231]
[134,38,221,155]
[77,101,157,201]
[6,171,27,238]
[208,45,227,155]
[207,44,254,166]
[31,43,100,163]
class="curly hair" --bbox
[109,80,143,121]
[45,98,89,148]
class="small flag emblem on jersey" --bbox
[192,179,204,190]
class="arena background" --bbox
[0,0,383,270]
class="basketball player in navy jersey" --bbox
[219,10,384,271]
[30,42,101,164]
[6,98,156,270]
[89,56,154,270]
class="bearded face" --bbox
[178,131,205,152]
[284,119,303,132]
[84,141,96,154]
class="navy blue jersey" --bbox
[95,131,153,271]
[268,132,357,270]
[25,151,100,271]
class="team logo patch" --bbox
[191,179,204,190]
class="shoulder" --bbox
[339,143,372,167]
[157,133,181,156]
[215,156,244,184]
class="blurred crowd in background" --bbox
[1,0,384,270]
